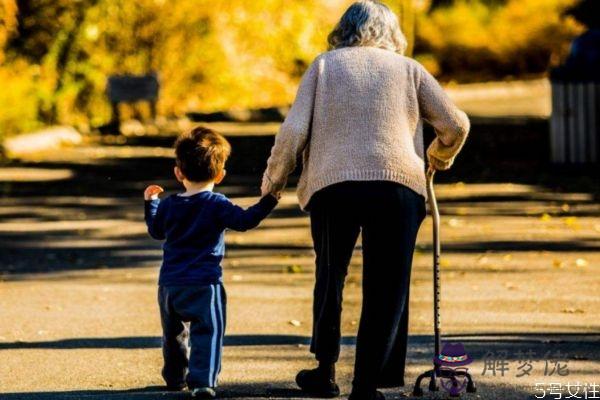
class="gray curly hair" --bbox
[327,1,407,55]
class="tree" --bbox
[0,0,17,62]
[398,0,417,56]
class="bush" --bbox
[1,0,337,137]
[0,0,587,139]
[415,0,583,82]
[0,61,42,140]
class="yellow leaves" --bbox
[447,218,464,228]
[552,258,589,268]
[0,0,588,135]
[455,207,469,216]
[543,214,578,229]
[0,63,43,138]
[0,0,18,61]
[439,258,451,268]
[286,265,303,273]
[561,307,585,314]
[540,213,552,221]
[575,258,589,267]
[425,0,492,49]
[417,0,581,81]
[538,214,581,230]
[415,53,441,76]
[84,24,100,42]
[562,216,580,230]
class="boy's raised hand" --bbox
[144,185,164,201]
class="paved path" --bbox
[0,135,598,399]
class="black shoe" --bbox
[348,390,385,400]
[296,367,340,398]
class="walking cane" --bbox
[411,167,476,396]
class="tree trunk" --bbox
[398,0,416,57]
[46,0,99,124]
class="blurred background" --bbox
[0,0,586,138]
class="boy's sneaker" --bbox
[296,367,340,398]
[191,387,216,399]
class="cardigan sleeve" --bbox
[417,64,470,170]
[261,58,320,196]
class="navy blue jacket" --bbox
[145,191,277,286]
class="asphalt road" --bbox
[1,134,599,400]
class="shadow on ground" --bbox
[1,332,599,350]
[1,130,598,275]
[1,331,598,389]
[0,385,316,400]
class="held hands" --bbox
[144,185,164,201]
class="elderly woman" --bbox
[261,1,469,399]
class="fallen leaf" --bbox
[561,308,585,314]
[286,265,303,274]
[540,213,552,221]
[289,320,301,327]
[447,218,463,228]
[553,259,565,268]
[561,203,570,212]
[456,208,468,216]
[231,275,243,282]
[563,217,580,229]
[575,258,588,267]
[503,254,512,261]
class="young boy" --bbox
[144,126,278,398]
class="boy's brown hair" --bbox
[175,126,231,182]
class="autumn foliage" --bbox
[0,0,583,138]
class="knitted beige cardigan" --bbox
[261,46,470,210]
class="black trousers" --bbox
[308,181,426,392]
